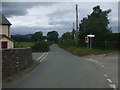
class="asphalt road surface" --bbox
[3,44,114,88]
[83,53,118,88]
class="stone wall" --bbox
[2,48,33,78]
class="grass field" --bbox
[14,42,51,52]
[14,42,35,48]
[61,46,118,56]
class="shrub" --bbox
[32,41,50,52]
[58,39,78,47]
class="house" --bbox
[0,12,14,49]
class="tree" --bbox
[79,17,87,32]
[61,32,73,41]
[31,31,43,41]
[47,31,59,43]
[43,36,47,40]
[78,5,112,48]
[11,34,32,42]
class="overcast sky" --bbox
[1,2,118,36]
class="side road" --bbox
[83,53,119,88]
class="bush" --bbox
[92,41,118,50]
[58,39,78,47]
[32,41,50,52]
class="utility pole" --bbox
[75,4,78,39]
[73,22,74,29]
[73,22,75,39]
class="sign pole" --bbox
[90,37,91,50]
[87,42,89,49]
[87,33,95,50]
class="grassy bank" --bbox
[60,46,118,56]
[14,41,52,52]
[14,42,35,48]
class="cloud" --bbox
[2,2,118,36]
[48,20,72,26]
[48,9,74,17]
[111,26,118,33]
[11,25,72,36]
[2,2,57,18]
[109,17,118,27]
[47,8,75,29]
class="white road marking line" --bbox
[86,58,117,89]
[104,75,117,89]
[87,58,117,89]
[86,58,98,63]
[40,53,48,62]
[104,74,107,77]
[109,84,116,89]
[36,53,46,61]
[107,78,113,83]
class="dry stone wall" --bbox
[2,48,33,78]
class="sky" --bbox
[1,1,119,36]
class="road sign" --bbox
[87,34,95,37]
[85,36,89,43]
[87,33,95,50]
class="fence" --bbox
[92,41,119,50]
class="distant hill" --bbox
[11,34,33,42]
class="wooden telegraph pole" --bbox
[75,4,79,39]
[73,22,76,39]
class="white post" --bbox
[90,37,92,50]
[87,34,95,50]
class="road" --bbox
[3,44,114,88]
[83,53,118,88]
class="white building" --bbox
[0,13,14,49]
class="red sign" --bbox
[85,37,89,43]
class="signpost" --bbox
[87,33,95,50]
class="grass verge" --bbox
[14,41,51,52]
[14,42,35,48]
[60,46,118,56]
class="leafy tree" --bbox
[79,17,87,32]
[61,32,73,41]
[47,31,59,43]
[58,32,78,47]
[11,34,32,42]
[31,31,43,41]
[78,5,112,48]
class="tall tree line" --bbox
[59,5,119,49]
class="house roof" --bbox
[0,12,12,25]
[0,34,14,42]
